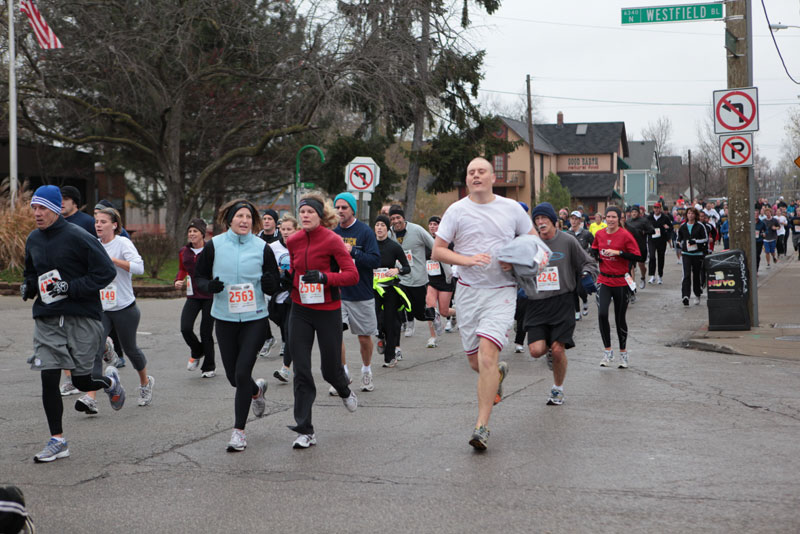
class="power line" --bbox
[760,0,800,85]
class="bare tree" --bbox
[641,116,674,157]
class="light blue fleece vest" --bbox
[210,229,268,322]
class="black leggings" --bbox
[597,284,630,351]
[648,239,667,277]
[375,288,403,362]
[180,298,215,371]
[41,369,110,435]
[289,305,351,435]
[269,298,292,366]
[215,318,269,430]
[514,297,528,345]
[399,284,434,323]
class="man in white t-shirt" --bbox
[433,157,536,451]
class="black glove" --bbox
[302,270,327,284]
[581,272,597,294]
[21,281,37,301]
[261,273,279,295]
[279,270,293,291]
[45,280,69,298]
[207,277,224,294]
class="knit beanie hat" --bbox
[187,218,207,236]
[334,192,358,215]
[388,205,405,218]
[30,185,62,214]
[60,185,81,205]
[262,209,279,225]
[375,215,391,228]
[531,202,558,224]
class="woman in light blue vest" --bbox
[194,199,281,452]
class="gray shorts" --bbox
[29,315,104,375]
[341,299,379,336]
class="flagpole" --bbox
[9,0,18,210]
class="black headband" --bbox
[298,198,324,219]
[226,201,257,226]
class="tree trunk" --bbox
[161,98,188,248]
[404,0,430,220]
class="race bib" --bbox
[228,283,257,313]
[687,243,698,252]
[537,267,560,291]
[38,269,67,305]
[99,283,118,310]
[373,268,389,280]
[653,228,661,238]
[624,273,637,291]
[404,250,413,266]
[299,281,325,304]
[185,275,194,297]
[426,260,441,277]
[755,231,761,239]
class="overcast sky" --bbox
[470,0,800,167]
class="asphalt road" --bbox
[1,257,799,533]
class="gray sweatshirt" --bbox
[392,222,435,287]
[526,231,597,301]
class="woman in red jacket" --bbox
[174,218,216,377]
[287,193,360,449]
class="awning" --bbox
[617,156,630,170]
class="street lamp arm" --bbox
[295,144,325,187]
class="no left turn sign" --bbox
[348,165,374,191]
[713,87,758,134]
[719,133,753,168]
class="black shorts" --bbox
[523,292,576,349]
[428,276,455,293]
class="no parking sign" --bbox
[719,133,753,168]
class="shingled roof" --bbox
[500,117,558,154]
[535,122,629,157]
[559,173,619,198]
[624,140,658,170]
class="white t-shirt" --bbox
[776,215,787,236]
[269,240,291,304]
[436,195,532,288]
[101,236,145,311]
[704,208,720,227]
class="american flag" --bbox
[20,0,63,49]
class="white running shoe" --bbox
[329,385,338,396]
[575,311,581,321]
[251,378,267,417]
[201,370,216,378]
[293,433,317,449]
[343,391,358,412]
[648,276,655,284]
[618,351,629,369]
[433,312,444,337]
[395,348,403,361]
[75,394,98,415]
[60,381,80,396]
[187,358,200,371]
[227,429,246,452]
[657,275,663,285]
[360,372,374,392]
[582,302,589,316]
[137,376,155,407]
[638,278,646,289]
[444,318,453,333]
[514,344,524,353]
[404,320,415,338]
[600,350,614,367]
[694,296,701,306]
[273,367,290,383]
[258,338,276,358]
[426,337,438,348]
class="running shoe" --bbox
[376,338,385,354]
[582,302,589,316]
[329,384,338,396]
[273,367,290,383]
[33,437,69,463]
[694,296,701,306]
[575,311,581,321]
[252,378,267,417]
[618,351,629,369]
[227,429,246,452]
[395,348,403,361]
[75,394,98,415]
[343,391,358,412]
[138,376,155,407]
[201,370,216,378]
[600,350,614,367]
[767,264,771,269]
[547,387,564,406]
[638,277,646,289]
[103,366,126,410]
[360,371,374,392]
[444,318,453,333]
[426,337,438,348]
[648,276,655,284]
[60,381,80,396]
[112,356,126,368]
[546,350,553,371]
[629,291,637,304]
[258,338,276,358]
[404,320,415,338]
[187,358,200,371]
[469,425,489,451]
[433,312,444,337]
[293,433,317,449]
[682,296,689,306]
[494,361,509,405]
[382,358,397,368]
[102,336,117,364]
[514,344,524,353]
[657,276,663,285]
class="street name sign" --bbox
[719,133,753,168]
[713,87,759,134]
[345,156,380,193]
[621,3,723,24]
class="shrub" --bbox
[0,188,35,271]
[132,232,174,278]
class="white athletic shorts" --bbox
[454,282,516,354]
[341,298,379,336]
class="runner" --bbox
[776,207,788,258]
[677,207,709,306]
[75,206,155,414]
[790,208,800,260]
[591,206,641,368]
[332,192,381,394]
[624,205,653,290]
[373,214,411,368]
[388,205,438,339]
[425,215,455,348]
[193,199,280,452]
[175,218,216,378]
[22,185,124,462]
[286,193,359,449]
[761,207,779,268]
[589,212,607,236]
[60,185,96,236]
[755,210,766,272]
[257,208,282,357]
[673,206,686,264]
[272,215,299,383]
[525,203,597,405]
[432,157,536,451]
[646,202,672,284]
[565,210,594,321]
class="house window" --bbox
[494,155,505,179]
[623,175,627,194]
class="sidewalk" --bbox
[686,253,800,360]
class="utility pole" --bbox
[688,149,693,202]
[526,74,537,208]
[725,0,758,325]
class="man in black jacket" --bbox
[624,205,654,289]
[22,185,125,463]
[647,202,673,284]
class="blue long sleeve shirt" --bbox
[334,218,381,301]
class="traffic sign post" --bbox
[713,87,759,134]
[621,3,723,24]
[719,133,753,168]
[345,156,381,221]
